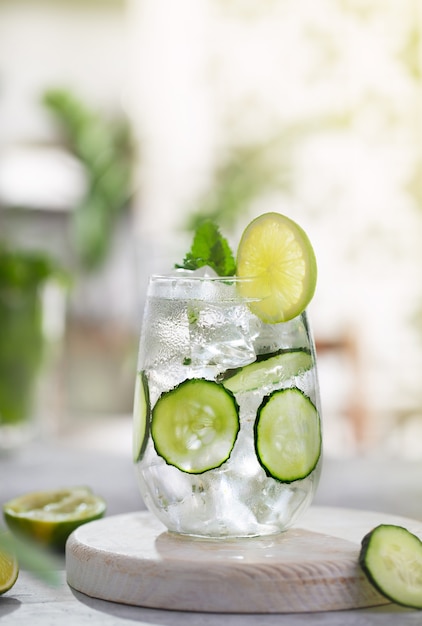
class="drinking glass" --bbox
[133,274,322,537]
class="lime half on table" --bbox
[0,532,19,595]
[3,487,106,550]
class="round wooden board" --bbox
[65,507,422,613]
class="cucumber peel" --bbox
[221,348,312,394]
[133,371,151,463]
[359,524,422,609]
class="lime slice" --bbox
[3,487,106,550]
[221,349,313,394]
[236,212,317,323]
[133,371,151,463]
[254,387,321,483]
[0,533,18,595]
[151,378,240,474]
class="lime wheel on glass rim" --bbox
[236,212,317,323]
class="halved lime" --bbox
[0,532,18,595]
[236,212,317,323]
[222,349,313,394]
[3,487,106,550]
[133,371,151,463]
[151,378,240,474]
[254,387,321,483]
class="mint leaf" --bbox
[176,221,236,276]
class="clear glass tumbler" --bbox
[133,274,322,537]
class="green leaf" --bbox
[0,530,60,587]
[176,221,236,277]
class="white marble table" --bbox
[0,572,422,626]
[1,437,422,625]
[2,561,421,626]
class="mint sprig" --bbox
[176,220,236,277]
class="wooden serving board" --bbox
[65,506,422,613]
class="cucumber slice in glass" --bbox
[254,387,321,483]
[359,524,422,609]
[151,378,240,474]
[133,371,151,463]
[222,348,312,394]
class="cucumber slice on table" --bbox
[359,524,422,609]
[254,387,321,483]
[222,348,312,394]
[133,371,151,462]
[151,378,240,474]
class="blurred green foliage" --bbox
[42,88,133,271]
[0,247,65,289]
[185,141,291,233]
[185,116,350,234]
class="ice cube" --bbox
[169,266,219,278]
[169,470,261,536]
[188,299,258,370]
[210,474,259,534]
[140,297,190,369]
[189,265,219,278]
[253,314,310,355]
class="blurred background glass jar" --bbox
[0,247,66,452]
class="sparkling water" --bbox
[133,275,322,537]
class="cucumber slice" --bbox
[254,387,321,483]
[221,349,312,394]
[151,378,240,474]
[359,524,422,609]
[133,371,151,462]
